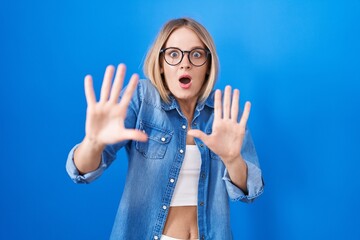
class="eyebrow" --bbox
[164,45,206,50]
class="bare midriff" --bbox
[162,206,198,239]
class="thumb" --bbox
[188,129,208,143]
[122,129,148,142]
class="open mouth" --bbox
[179,77,191,84]
[178,75,192,89]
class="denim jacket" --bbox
[66,79,264,240]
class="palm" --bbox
[188,86,250,163]
[84,64,147,145]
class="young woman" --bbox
[66,18,264,240]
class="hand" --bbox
[84,64,147,147]
[188,86,251,164]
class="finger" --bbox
[100,65,115,102]
[231,89,239,122]
[187,129,209,144]
[110,64,126,103]
[84,75,96,106]
[239,101,251,128]
[118,73,139,115]
[214,89,222,120]
[223,86,232,119]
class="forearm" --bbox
[223,155,248,194]
[73,137,105,174]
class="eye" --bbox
[191,50,203,59]
[168,50,180,58]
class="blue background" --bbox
[1,0,359,239]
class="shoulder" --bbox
[137,79,163,109]
[203,89,216,109]
[138,79,158,92]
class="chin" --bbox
[174,92,198,101]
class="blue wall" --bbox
[1,0,359,239]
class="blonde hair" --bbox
[143,18,219,103]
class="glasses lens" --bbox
[189,49,208,66]
[164,48,182,65]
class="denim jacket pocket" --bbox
[135,121,173,159]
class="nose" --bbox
[180,52,191,69]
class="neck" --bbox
[177,98,197,123]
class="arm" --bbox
[72,64,147,175]
[221,155,248,193]
[222,129,264,202]
[188,86,263,199]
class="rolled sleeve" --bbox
[66,144,108,184]
[223,160,264,203]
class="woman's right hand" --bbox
[83,64,148,148]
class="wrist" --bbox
[222,155,247,174]
[221,154,243,165]
[83,135,106,151]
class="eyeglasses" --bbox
[160,47,210,67]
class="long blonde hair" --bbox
[143,18,219,103]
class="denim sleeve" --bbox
[66,143,121,184]
[222,129,264,203]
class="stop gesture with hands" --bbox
[84,64,148,147]
[188,86,251,165]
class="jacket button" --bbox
[199,202,204,206]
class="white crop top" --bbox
[170,145,202,206]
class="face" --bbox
[161,27,209,104]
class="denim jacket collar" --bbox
[161,91,215,112]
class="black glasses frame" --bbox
[160,47,211,67]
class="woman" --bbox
[66,18,264,240]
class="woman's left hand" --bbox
[188,85,251,165]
